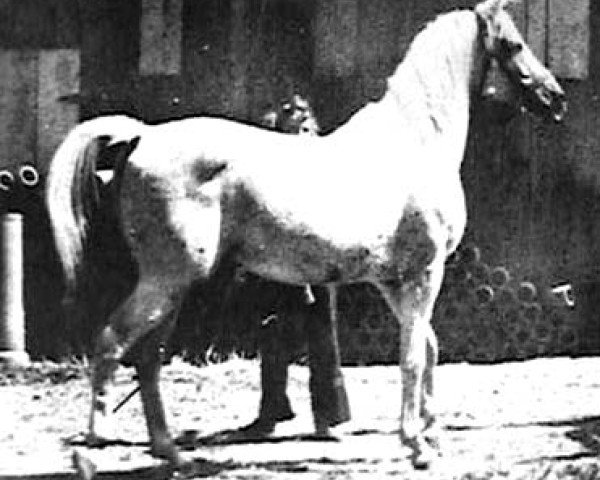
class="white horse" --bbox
[46,0,565,469]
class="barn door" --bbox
[0,48,79,174]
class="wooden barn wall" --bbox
[462,2,596,293]
[0,0,598,358]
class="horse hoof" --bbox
[424,433,441,451]
[412,442,438,470]
[85,432,110,449]
[404,435,438,470]
[423,420,442,450]
[150,442,182,466]
[412,450,434,470]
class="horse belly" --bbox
[234,214,381,285]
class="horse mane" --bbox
[332,9,481,144]
[389,11,478,92]
[388,11,480,129]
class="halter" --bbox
[473,10,518,107]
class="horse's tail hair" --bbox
[46,114,145,292]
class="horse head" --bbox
[475,0,567,121]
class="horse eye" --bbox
[500,38,523,56]
[509,42,523,54]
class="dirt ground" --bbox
[2,356,600,479]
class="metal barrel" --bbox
[490,266,511,288]
[517,281,537,303]
[475,284,494,306]
[0,213,29,365]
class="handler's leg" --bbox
[306,285,351,436]
[240,291,298,437]
[246,325,295,434]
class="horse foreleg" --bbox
[377,263,444,469]
[421,323,440,444]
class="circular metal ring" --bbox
[19,164,39,187]
[0,170,15,192]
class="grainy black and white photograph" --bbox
[0,0,597,478]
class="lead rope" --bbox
[112,344,166,414]
[114,284,316,413]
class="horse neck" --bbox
[335,10,485,171]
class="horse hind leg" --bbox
[87,324,123,447]
[87,278,186,465]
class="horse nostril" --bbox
[553,99,568,122]
[519,72,533,86]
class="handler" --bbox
[244,282,351,437]
[242,95,350,437]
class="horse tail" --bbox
[46,115,145,293]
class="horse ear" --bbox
[475,0,504,47]
[475,0,503,20]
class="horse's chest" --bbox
[385,206,442,281]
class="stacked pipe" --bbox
[433,244,578,363]
[337,284,399,365]
[338,242,580,365]
[0,163,40,366]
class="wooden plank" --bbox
[357,0,397,99]
[396,0,416,61]
[312,0,361,129]
[548,0,589,79]
[182,0,231,116]
[80,1,139,118]
[37,49,80,174]
[314,0,359,79]
[0,50,38,170]
[136,75,185,122]
[0,0,79,49]
[227,0,251,119]
[139,0,183,76]
[526,0,547,62]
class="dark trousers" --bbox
[258,285,351,427]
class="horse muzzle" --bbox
[548,91,568,122]
[523,79,567,122]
